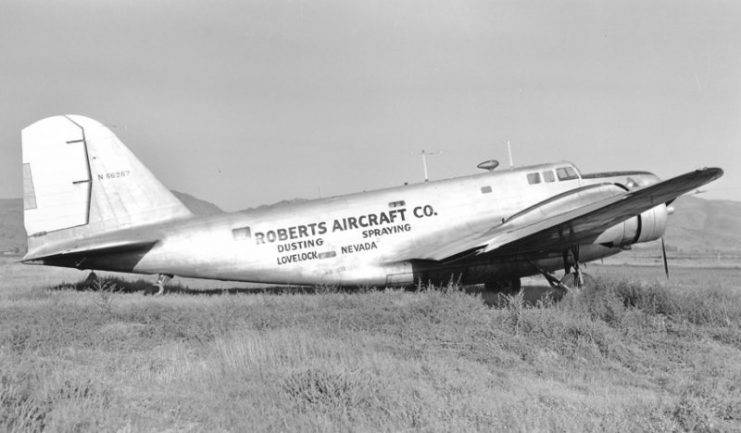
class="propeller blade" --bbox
[660,237,669,279]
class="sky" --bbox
[1,0,739,210]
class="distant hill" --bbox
[0,193,738,256]
[171,191,224,216]
[242,198,308,212]
[662,195,741,253]
[0,198,25,254]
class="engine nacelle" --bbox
[594,204,668,247]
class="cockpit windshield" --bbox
[526,164,580,185]
[556,166,579,181]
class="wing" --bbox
[407,167,723,262]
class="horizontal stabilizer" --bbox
[23,238,159,271]
[23,239,158,262]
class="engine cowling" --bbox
[594,204,668,247]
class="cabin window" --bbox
[481,185,492,194]
[543,170,555,183]
[556,166,579,181]
[388,200,405,208]
[232,226,251,240]
[526,172,541,184]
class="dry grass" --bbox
[1,262,741,432]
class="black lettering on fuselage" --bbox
[276,251,318,265]
[341,241,378,255]
[362,223,411,239]
[276,238,324,253]
[332,209,408,232]
[348,217,358,230]
[254,220,327,244]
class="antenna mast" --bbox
[415,150,440,182]
[507,140,514,167]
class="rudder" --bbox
[22,115,193,256]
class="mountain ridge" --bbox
[1,194,738,255]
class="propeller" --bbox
[660,237,669,279]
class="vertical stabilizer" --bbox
[22,115,193,256]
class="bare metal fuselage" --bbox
[23,115,723,289]
[57,163,659,287]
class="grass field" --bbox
[1,259,740,432]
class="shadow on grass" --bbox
[47,272,568,307]
[48,274,360,296]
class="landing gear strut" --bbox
[154,273,172,296]
[83,271,99,286]
[530,261,571,293]
[566,245,583,287]
[559,245,594,290]
[531,245,593,292]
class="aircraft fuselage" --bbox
[23,116,723,290]
[69,162,660,287]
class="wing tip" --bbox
[704,167,724,180]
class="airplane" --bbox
[20,115,723,295]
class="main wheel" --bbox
[484,277,521,295]
[560,272,595,290]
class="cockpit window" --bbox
[543,170,555,183]
[556,167,579,181]
[526,172,541,184]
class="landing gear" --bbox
[560,272,595,290]
[84,271,99,286]
[531,245,594,293]
[558,245,594,290]
[154,274,172,296]
[484,277,521,295]
[530,262,571,293]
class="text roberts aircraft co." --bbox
[20,115,723,294]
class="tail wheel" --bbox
[484,277,521,295]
